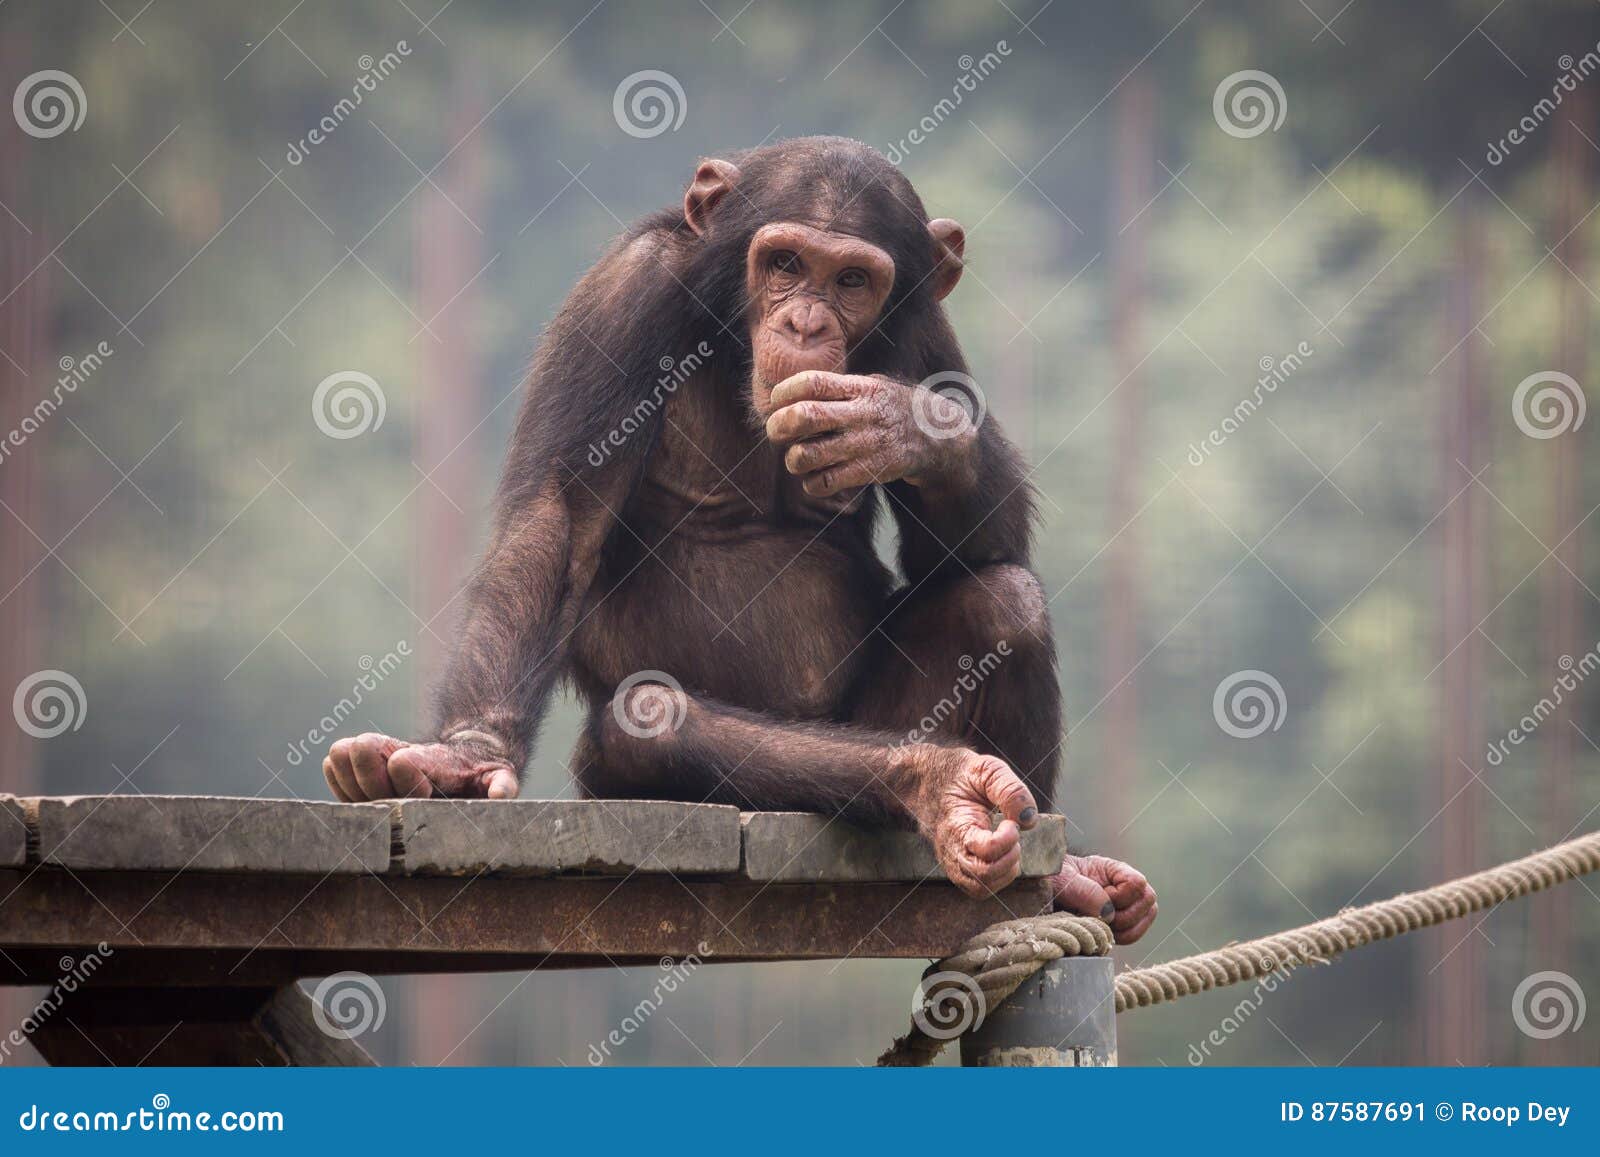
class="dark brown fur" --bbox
[324,139,1158,936]
[431,138,1059,825]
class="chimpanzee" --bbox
[324,136,1156,943]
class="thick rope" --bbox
[878,831,1600,1066]
[879,913,1112,1065]
[1116,829,1600,1013]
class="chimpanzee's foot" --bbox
[1050,853,1158,944]
[324,733,518,801]
[908,746,1038,898]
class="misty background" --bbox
[1,0,1597,1065]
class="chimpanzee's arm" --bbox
[428,230,696,775]
[430,467,618,773]
[886,415,1037,585]
[762,367,1038,586]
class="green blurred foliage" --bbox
[2,0,1596,1066]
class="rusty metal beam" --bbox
[0,869,1053,985]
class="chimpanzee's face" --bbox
[742,222,895,395]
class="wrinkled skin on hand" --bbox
[1050,853,1158,944]
[764,371,978,499]
[908,746,1040,898]
[323,732,518,801]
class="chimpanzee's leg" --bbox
[849,563,1155,941]
[845,563,1062,813]
[575,686,1039,897]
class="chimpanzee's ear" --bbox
[684,159,742,236]
[927,218,965,300]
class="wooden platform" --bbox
[0,794,1065,984]
[0,794,1066,1064]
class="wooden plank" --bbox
[0,868,1053,967]
[0,796,23,866]
[741,811,1067,882]
[396,799,741,876]
[258,983,379,1065]
[31,796,392,874]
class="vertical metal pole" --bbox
[960,957,1118,1067]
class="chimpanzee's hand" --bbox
[765,371,978,498]
[324,733,518,801]
[1050,853,1158,945]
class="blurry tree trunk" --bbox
[1531,89,1591,1063]
[410,92,487,1067]
[1426,202,1487,1063]
[1101,73,1153,845]
[0,57,44,800]
[0,32,48,1056]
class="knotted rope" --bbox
[879,830,1600,1066]
[879,913,1111,1066]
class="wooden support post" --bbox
[24,984,376,1067]
[959,957,1117,1067]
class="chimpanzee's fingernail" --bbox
[1100,901,1116,920]
[1019,807,1037,824]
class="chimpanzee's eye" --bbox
[770,250,801,274]
[837,268,868,289]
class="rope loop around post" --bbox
[878,914,1111,1066]
[877,830,1600,1066]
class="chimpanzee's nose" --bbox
[781,301,834,345]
